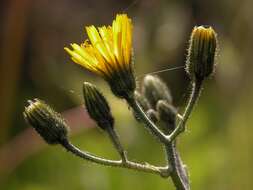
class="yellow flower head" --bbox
[64,14,136,99]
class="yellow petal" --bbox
[86,26,113,64]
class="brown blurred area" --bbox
[1,0,253,189]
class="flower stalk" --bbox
[126,96,168,144]
[165,143,189,190]
[168,74,203,142]
[23,12,218,190]
[60,138,171,177]
[106,127,127,162]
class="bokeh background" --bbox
[1,0,253,189]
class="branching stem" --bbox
[106,127,127,162]
[59,80,202,188]
[167,79,203,142]
[127,96,168,144]
[60,139,171,177]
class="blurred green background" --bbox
[0,0,253,189]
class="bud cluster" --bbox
[135,75,178,133]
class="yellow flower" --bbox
[64,14,136,99]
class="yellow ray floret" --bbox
[64,14,133,77]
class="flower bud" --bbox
[132,91,151,122]
[134,91,150,111]
[83,82,114,130]
[146,109,159,123]
[142,75,172,108]
[186,26,217,81]
[156,100,177,131]
[23,99,68,145]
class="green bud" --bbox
[146,109,159,123]
[83,82,114,130]
[134,91,150,111]
[132,91,151,122]
[186,26,217,81]
[156,100,177,131]
[142,75,172,108]
[23,99,68,145]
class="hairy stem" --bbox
[127,96,168,144]
[168,79,203,142]
[60,139,170,177]
[106,127,127,162]
[165,142,189,190]
[162,122,189,190]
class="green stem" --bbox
[165,142,189,190]
[106,127,127,162]
[60,139,170,177]
[163,122,189,190]
[168,79,203,142]
[127,96,168,144]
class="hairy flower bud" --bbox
[133,91,151,122]
[156,100,177,131]
[23,99,68,144]
[83,82,114,130]
[142,75,172,108]
[186,26,217,81]
[146,109,159,123]
[134,91,150,111]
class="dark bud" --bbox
[83,82,114,130]
[23,99,68,145]
[186,26,217,81]
[146,109,159,123]
[132,91,151,122]
[142,75,172,108]
[134,91,150,111]
[156,100,177,131]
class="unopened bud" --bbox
[133,91,151,122]
[146,109,159,123]
[23,99,68,144]
[156,100,177,131]
[142,75,172,108]
[83,82,114,130]
[186,26,217,81]
[134,91,150,111]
